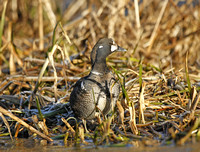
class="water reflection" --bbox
[0,137,200,152]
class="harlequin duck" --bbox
[69,38,126,130]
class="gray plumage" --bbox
[69,38,126,120]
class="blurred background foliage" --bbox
[0,0,199,74]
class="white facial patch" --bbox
[111,45,118,52]
[99,45,103,49]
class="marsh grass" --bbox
[0,0,200,148]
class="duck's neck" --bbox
[91,59,110,75]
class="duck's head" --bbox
[91,38,127,65]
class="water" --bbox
[0,137,200,152]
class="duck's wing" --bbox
[69,77,97,119]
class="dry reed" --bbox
[0,0,200,148]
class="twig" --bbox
[0,106,53,142]
[177,117,200,145]
[38,0,44,50]
[7,75,80,82]
[134,0,141,29]
[145,0,169,53]
[0,112,13,140]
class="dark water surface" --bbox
[0,137,200,152]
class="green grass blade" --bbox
[111,66,130,104]
[52,21,59,46]
[36,96,43,120]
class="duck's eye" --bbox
[112,40,116,45]
[99,45,103,49]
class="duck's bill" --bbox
[117,46,127,52]
[111,44,127,52]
